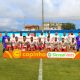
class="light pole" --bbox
[42,0,44,30]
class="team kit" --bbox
[2,32,80,52]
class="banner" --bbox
[47,52,76,58]
[3,49,47,58]
[3,49,80,59]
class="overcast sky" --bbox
[0,0,80,31]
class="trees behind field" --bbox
[62,23,76,30]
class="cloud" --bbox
[0,18,23,31]
[59,0,80,18]
[44,0,80,19]
[0,0,80,19]
[0,0,42,18]
[0,0,80,30]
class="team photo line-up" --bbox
[2,32,80,52]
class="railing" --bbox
[0,30,80,33]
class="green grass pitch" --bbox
[0,43,80,80]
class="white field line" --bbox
[38,59,43,80]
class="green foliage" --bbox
[62,23,76,30]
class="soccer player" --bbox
[2,32,10,52]
[10,33,15,50]
[68,32,71,38]
[46,32,53,43]
[53,32,60,41]
[45,37,52,51]
[13,37,21,50]
[26,32,30,49]
[18,32,23,42]
[59,38,67,52]
[37,38,44,51]
[6,37,12,51]
[47,32,50,38]
[21,36,27,51]
[29,37,35,51]
[70,38,76,52]
[33,33,38,49]
[26,32,31,42]
[39,32,45,43]
[53,37,59,51]
[68,32,76,42]
[61,33,68,42]
[76,32,80,51]
[33,33,38,43]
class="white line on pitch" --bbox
[38,59,43,80]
